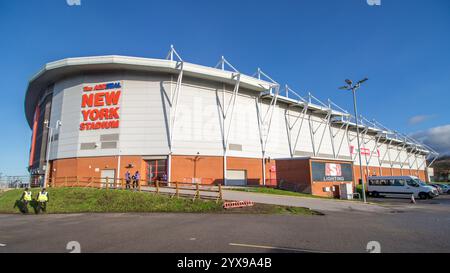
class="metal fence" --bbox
[0,175,34,189]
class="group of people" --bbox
[19,187,49,214]
[124,170,140,190]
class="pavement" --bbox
[222,190,388,213]
[1,195,449,253]
[367,194,450,212]
[142,186,389,213]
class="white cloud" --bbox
[410,124,450,155]
[66,0,81,6]
[408,114,435,125]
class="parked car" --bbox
[430,184,444,194]
[434,184,450,194]
[368,176,439,199]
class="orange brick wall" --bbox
[50,155,271,186]
[275,158,356,197]
[227,157,267,186]
[170,155,273,185]
[353,165,428,186]
[274,159,311,193]
[48,155,429,190]
[170,155,223,184]
[50,155,146,184]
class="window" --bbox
[369,179,383,186]
[146,159,168,183]
[369,179,401,186]
[406,179,418,187]
[394,179,405,186]
[414,179,426,186]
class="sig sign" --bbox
[326,163,342,177]
[80,82,122,131]
[311,162,353,182]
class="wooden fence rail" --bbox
[48,176,223,202]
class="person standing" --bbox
[125,170,131,190]
[133,171,140,190]
[20,187,32,214]
[36,188,49,213]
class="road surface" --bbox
[1,195,449,253]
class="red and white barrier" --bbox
[223,200,254,209]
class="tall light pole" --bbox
[339,78,368,203]
[43,119,61,188]
[187,152,203,183]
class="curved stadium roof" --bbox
[24,53,437,157]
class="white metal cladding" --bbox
[27,47,436,172]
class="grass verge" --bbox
[0,187,321,216]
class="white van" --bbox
[367,176,438,199]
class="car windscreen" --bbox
[413,179,426,186]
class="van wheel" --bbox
[371,191,379,198]
[418,192,427,200]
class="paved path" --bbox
[141,186,388,213]
[222,190,388,213]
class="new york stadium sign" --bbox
[79,82,121,131]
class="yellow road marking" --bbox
[228,243,326,253]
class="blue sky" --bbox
[0,0,449,175]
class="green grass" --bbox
[432,181,450,185]
[0,188,222,214]
[0,187,321,216]
[355,184,366,196]
[229,186,330,199]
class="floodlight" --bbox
[357,78,368,84]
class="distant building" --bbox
[430,156,450,182]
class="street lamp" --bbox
[339,78,368,203]
[43,119,61,188]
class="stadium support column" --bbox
[215,57,241,186]
[420,147,439,182]
[165,45,184,184]
[401,140,415,175]
[392,137,407,176]
[284,86,309,158]
[306,93,335,158]
[377,140,386,176]
[330,110,351,160]
[254,68,279,186]
[43,119,61,188]
[327,100,352,160]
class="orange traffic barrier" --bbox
[223,200,254,209]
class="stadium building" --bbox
[25,47,438,197]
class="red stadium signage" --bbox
[349,145,380,157]
[79,82,121,131]
[325,163,342,177]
